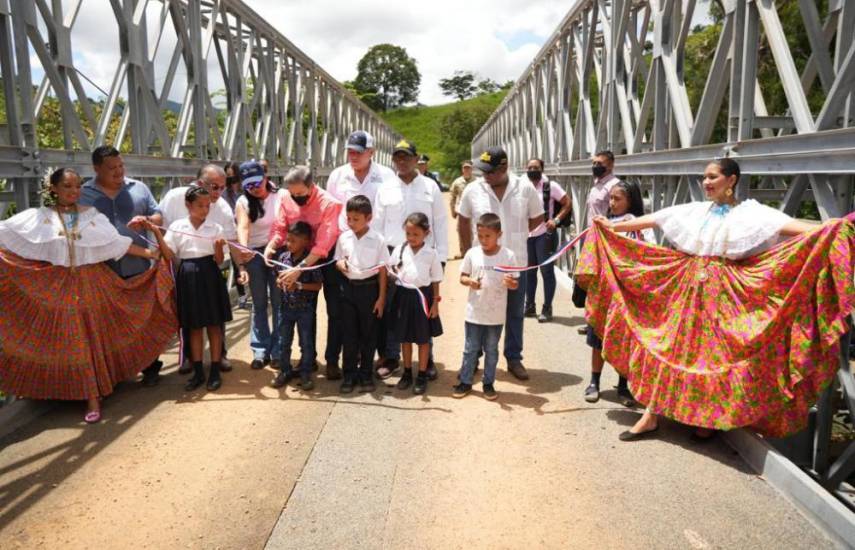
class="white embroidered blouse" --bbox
[0,206,132,267]
[650,199,793,260]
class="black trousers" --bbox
[322,253,344,365]
[340,278,380,381]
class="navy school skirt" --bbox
[176,256,233,329]
[392,285,443,345]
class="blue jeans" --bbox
[460,322,503,385]
[279,304,317,376]
[504,273,527,360]
[526,233,557,309]
[246,251,282,361]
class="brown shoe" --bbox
[507,360,529,381]
[326,362,342,381]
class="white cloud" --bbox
[243,0,566,104]
[25,0,573,110]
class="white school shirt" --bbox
[388,243,443,289]
[235,189,284,248]
[456,175,544,266]
[372,173,449,261]
[529,177,568,238]
[164,218,225,260]
[335,228,391,280]
[326,161,396,232]
[460,246,518,326]
[158,186,237,241]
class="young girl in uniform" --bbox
[147,186,232,391]
[584,181,651,406]
[388,212,443,395]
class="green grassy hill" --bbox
[381,91,507,182]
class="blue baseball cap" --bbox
[239,160,265,190]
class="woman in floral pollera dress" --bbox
[577,158,855,442]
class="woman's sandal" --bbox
[618,425,659,441]
[84,410,101,424]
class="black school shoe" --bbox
[271,371,293,388]
[300,373,315,391]
[206,364,222,391]
[250,359,265,370]
[426,360,438,381]
[483,383,498,401]
[524,302,537,317]
[413,372,428,395]
[537,305,553,323]
[340,378,356,394]
[359,373,376,392]
[396,369,413,390]
[184,363,205,391]
[452,383,471,398]
[617,386,636,407]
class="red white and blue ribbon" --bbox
[142,223,334,273]
[491,228,590,274]
[345,261,431,318]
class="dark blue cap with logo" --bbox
[239,160,265,190]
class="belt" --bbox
[346,275,379,287]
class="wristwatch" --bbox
[553,216,562,225]
[297,260,308,269]
[296,281,303,290]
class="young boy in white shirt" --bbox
[453,213,519,400]
[335,195,390,393]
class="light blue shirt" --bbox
[79,177,160,277]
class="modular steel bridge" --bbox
[0,0,399,211]
[473,0,855,520]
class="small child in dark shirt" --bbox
[270,222,323,391]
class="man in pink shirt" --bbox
[586,150,620,226]
[264,166,344,379]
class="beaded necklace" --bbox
[55,205,81,270]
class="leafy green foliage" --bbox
[382,91,507,181]
[353,44,421,112]
[439,71,477,101]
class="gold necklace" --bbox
[56,205,81,270]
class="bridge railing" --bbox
[0,0,398,212]
[473,0,855,509]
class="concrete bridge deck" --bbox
[0,214,839,549]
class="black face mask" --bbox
[592,165,608,178]
[526,170,542,182]
[292,194,309,206]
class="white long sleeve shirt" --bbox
[372,173,449,262]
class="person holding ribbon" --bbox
[159,164,247,374]
[270,222,324,391]
[373,139,448,381]
[265,166,343,379]
[457,146,544,381]
[236,161,287,371]
[145,186,232,392]
[578,157,854,442]
[0,168,175,423]
[335,195,390,394]
[387,212,444,395]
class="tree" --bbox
[353,44,420,112]
[476,78,500,95]
[439,70,477,101]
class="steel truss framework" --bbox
[473,0,855,509]
[0,0,399,209]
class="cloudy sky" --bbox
[29,0,570,107]
[241,0,569,105]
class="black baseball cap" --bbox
[417,154,430,164]
[473,146,508,173]
[393,139,417,156]
[346,130,374,152]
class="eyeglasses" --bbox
[208,185,226,191]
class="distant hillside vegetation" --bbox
[382,91,507,182]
